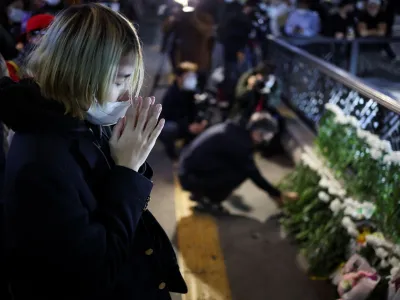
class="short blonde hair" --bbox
[27,4,144,119]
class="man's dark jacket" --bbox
[178,121,281,197]
[161,82,197,135]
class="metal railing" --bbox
[281,36,400,78]
[266,36,400,150]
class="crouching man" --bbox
[178,112,297,212]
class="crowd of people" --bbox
[0,0,397,299]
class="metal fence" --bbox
[267,37,400,150]
[281,37,400,80]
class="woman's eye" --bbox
[115,83,123,87]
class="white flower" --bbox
[344,198,356,207]
[325,103,343,116]
[391,267,400,278]
[318,178,330,189]
[329,199,343,215]
[379,140,392,153]
[318,191,330,203]
[384,152,400,165]
[347,116,359,128]
[366,234,386,248]
[389,257,400,268]
[341,216,353,228]
[380,259,390,269]
[394,245,400,257]
[347,227,360,237]
[334,114,348,125]
[344,206,363,220]
[376,247,389,259]
[357,128,369,139]
[370,148,383,160]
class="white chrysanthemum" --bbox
[325,103,343,116]
[370,148,383,160]
[318,191,330,203]
[347,227,360,237]
[380,259,390,269]
[318,178,330,189]
[357,128,369,139]
[389,257,400,268]
[334,114,348,125]
[376,247,389,259]
[341,216,353,228]
[347,116,359,128]
[383,151,400,165]
[366,235,385,247]
[329,199,343,215]
[391,267,400,278]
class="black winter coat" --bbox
[178,121,281,197]
[0,78,187,300]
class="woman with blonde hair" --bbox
[0,4,187,299]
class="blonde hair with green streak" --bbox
[28,3,144,119]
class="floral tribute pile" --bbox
[279,103,400,300]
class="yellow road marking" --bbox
[174,176,232,300]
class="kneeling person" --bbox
[178,112,296,211]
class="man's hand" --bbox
[272,191,299,208]
[282,191,299,201]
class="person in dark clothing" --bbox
[218,2,254,103]
[7,13,54,81]
[358,0,397,60]
[0,25,18,60]
[231,61,280,122]
[357,0,387,37]
[0,54,9,300]
[178,112,298,212]
[332,0,355,39]
[0,4,187,300]
[160,62,207,161]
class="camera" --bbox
[255,75,278,95]
[194,92,218,124]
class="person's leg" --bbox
[159,121,180,161]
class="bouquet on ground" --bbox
[335,254,380,300]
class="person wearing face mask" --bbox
[6,14,54,81]
[178,112,298,212]
[159,62,207,162]
[357,0,387,37]
[357,0,398,62]
[284,0,321,37]
[0,4,187,299]
[6,0,30,38]
[331,0,356,39]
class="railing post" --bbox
[349,40,359,76]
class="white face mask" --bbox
[182,73,198,91]
[8,8,25,23]
[45,0,61,5]
[86,100,131,126]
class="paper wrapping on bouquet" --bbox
[336,254,380,300]
[332,255,375,285]
[388,269,400,300]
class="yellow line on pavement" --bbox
[174,176,232,300]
